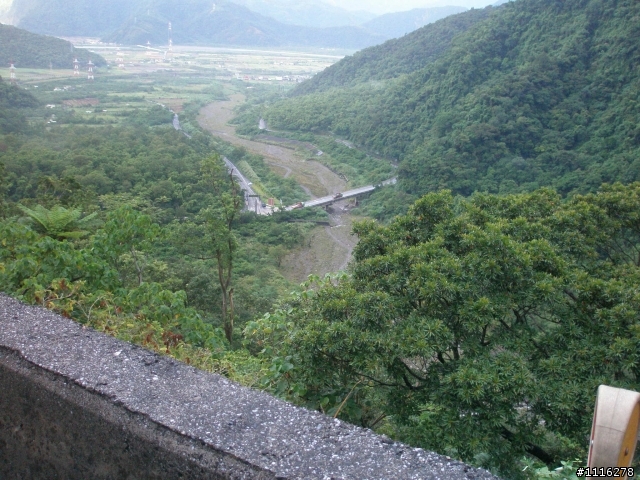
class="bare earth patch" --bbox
[153,98,185,113]
[62,98,99,106]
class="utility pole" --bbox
[9,60,16,84]
[87,59,95,81]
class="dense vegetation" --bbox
[0,75,318,379]
[0,24,106,69]
[262,0,640,200]
[291,6,493,96]
[249,184,640,477]
[2,0,640,477]
[359,6,467,42]
[0,76,39,134]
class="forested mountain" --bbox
[264,0,640,197]
[360,6,467,39]
[290,6,493,96]
[0,24,106,69]
[102,1,385,48]
[8,0,136,37]
[0,75,38,133]
[6,0,469,49]
[232,0,375,28]
[8,0,386,49]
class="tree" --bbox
[248,184,640,477]
[0,162,6,218]
[201,154,243,343]
[18,204,98,240]
[94,205,160,286]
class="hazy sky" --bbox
[325,0,498,14]
[0,0,503,20]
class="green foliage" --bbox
[264,0,640,202]
[124,105,174,127]
[248,184,640,477]
[0,24,106,69]
[292,6,493,96]
[1,124,213,218]
[17,204,98,240]
[216,142,307,205]
[360,6,468,40]
[199,154,244,343]
[0,76,38,134]
[93,206,161,286]
[0,161,6,218]
[522,458,581,480]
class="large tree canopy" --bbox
[248,183,640,477]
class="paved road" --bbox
[172,114,192,138]
[222,157,270,215]
[224,153,396,215]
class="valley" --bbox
[0,41,366,286]
[197,91,358,282]
[2,1,640,477]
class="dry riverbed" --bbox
[197,93,358,282]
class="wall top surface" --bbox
[0,294,499,480]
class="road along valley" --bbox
[197,92,359,282]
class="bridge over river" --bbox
[283,177,396,212]
[224,155,396,215]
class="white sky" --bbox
[326,0,498,14]
[0,0,502,19]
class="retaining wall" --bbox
[0,294,498,479]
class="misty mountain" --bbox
[263,0,640,197]
[291,7,491,96]
[6,0,469,49]
[8,0,137,37]
[8,0,386,49]
[361,6,467,39]
[232,0,376,28]
[0,23,106,68]
[101,0,385,48]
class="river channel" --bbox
[197,93,358,281]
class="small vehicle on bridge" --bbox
[292,202,305,209]
[333,192,343,199]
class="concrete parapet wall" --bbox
[0,295,499,479]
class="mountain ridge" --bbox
[6,0,468,49]
[0,23,106,68]
[361,6,468,39]
[290,6,493,96]
[261,0,640,198]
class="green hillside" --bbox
[10,0,136,37]
[290,6,494,95]
[360,6,467,40]
[264,0,640,198]
[0,24,106,69]
[0,75,38,133]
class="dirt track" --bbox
[197,93,358,282]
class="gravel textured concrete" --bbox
[0,294,500,479]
